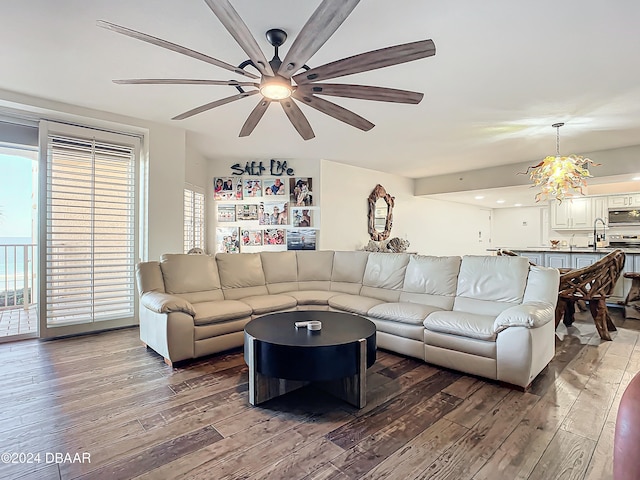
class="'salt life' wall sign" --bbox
[231,159,294,176]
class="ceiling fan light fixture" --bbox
[259,76,292,100]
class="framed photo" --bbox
[217,204,236,222]
[235,204,259,221]
[216,227,240,253]
[263,177,286,197]
[287,229,316,250]
[241,229,262,247]
[259,201,288,226]
[291,208,313,227]
[289,177,313,206]
[264,228,286,245]
[214,177,243,201]
[244,178,262,198]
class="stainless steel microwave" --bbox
[608,208,640,226]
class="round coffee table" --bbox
[244,311,376,408]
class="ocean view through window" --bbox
[0,144,38,337]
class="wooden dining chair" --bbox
[555,249,626,340]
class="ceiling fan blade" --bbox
[277,0,360,78]
[297,83,423,104]
[280,99,315,140]
[293,39,436,84]
[113,79,259,87]
[172,90,258,120]
[97,20,258,79]
[202,0,273,77]
[239,99,271,137]
[293,90,373,131]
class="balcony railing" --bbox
[1,243,37,310]
[0,243,37,337]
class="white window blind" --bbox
[45,134,136,325]
[184,185,205,253]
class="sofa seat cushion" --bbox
[424,311,497,342]
[192,300,253,326]
[286,290,339,305]
[368,302,445,325]
[328,294,385,315]
[240,294,297,315]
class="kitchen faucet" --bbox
[593,217,606,251]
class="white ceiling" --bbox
[2,0,640,184]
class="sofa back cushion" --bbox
[297,250,334,290]
[216,253,268,299]
[331,251,369,294]
[360,253,409,302]
[261,251,299,294]
[523,265,560,305]
[160,254,221,293]
[453,255,529,316]
[400,255,461,309]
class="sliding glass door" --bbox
[39,121,140,338]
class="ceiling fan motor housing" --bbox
[266,28,287,48]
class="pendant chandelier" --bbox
[527,122,599,203]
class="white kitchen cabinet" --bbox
[550,197,592,230]
[519,252,544,265]
[545,252,571,269]
[592,196,609,225]
[609,194,640,208]
[572,253,600,270]
[612,253,636,300]
[622,254,640,300]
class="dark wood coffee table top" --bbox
[244,310,376,382]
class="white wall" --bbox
[185,135,209,189]
[492,206,546,248]
[319,160,490,256]
[146,125,186,260]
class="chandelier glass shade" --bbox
[527,123,599,203]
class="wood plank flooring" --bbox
[0,308,638,480]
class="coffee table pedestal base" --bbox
[246,337,368,408]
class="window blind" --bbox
[45,134,136,325]
[184,186,205,253]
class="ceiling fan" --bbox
[98,0,436,140]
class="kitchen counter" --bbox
[490,247,640,254]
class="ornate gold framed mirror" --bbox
[368,184,394,241]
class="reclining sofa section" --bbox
[136,251,559,388]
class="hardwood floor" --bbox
[0,308,638,480]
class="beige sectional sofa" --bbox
[135,250,559,388]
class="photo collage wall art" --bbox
[214,176,317,253]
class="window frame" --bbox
[183,183,206,253]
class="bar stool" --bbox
[623,272,640,320]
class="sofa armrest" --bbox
[141,292,195,316]
[493,301,555,332]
